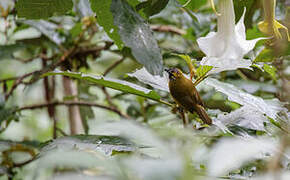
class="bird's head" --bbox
[165,68,183,81]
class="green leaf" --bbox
[16,0,73,19]
[196,65,213,79]
[69,22,82,39]
[263,64,277,81]
[254,48,275,63]
[44,71,161,101]
[41,135,136,155]
[233,0,255,26]
[30,135,137,179]
[90,0,123,49]
[177,54,191,65]
[204,78,285,119]
[177,0,206,11]
[136,0,169,18]
[0,44,25,59]
[111,0,163,75]
[0,103,18,132]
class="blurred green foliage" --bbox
[0,0,289,179]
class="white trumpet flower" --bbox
[197,0,264,74]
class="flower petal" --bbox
[197,2,264,74]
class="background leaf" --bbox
[177,0,207,11]
[90,0,124,49]
[16,0,73,19]
[136,0,169,18]
[111,0,163,75]
[263,64,277,81]
[204,78,285,119]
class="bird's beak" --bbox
[165,68,175,80]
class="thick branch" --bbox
[62,77,84,135]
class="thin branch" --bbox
[101,56,130,118]
[3,43,114,100]
[101,87,118,109]
[151,25,186,35]
[158,99,174,107]
[15,101,129,119]
[103,57,126,76]
[56,127,67,136]
[4,46,76,100]
[4,71,35,100]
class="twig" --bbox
[4,72,35,100]
[3,43,114,100]
[101,87,118,109]
[4,46,77,100]
[158,99,174,107]
[56,127,67,136]
[15,101,129,119]
[101,56,129,118]
[150,25,186,35]
[103,57,126,76]
[236,70,249,80]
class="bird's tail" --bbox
[195,105,212,125]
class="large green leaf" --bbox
[16,0,73,19]
[29,135,137,179]
[44,71,161,101]
[177,0,206,11]
[111,0,163,75]
[233,0,255,26]
[90,0,123,49]
[136,0,169,18]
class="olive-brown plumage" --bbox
[166,68,212,125]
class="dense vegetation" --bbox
[0,0,289,179]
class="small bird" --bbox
[165,68,212,125]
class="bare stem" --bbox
[15,101,129,118]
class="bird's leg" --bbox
[177,107,187,127]
[171,105,178,114]
[171,104,188,127]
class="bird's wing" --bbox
[183,80,205,107]
[173,95,196,113]
[190,87,205,107]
